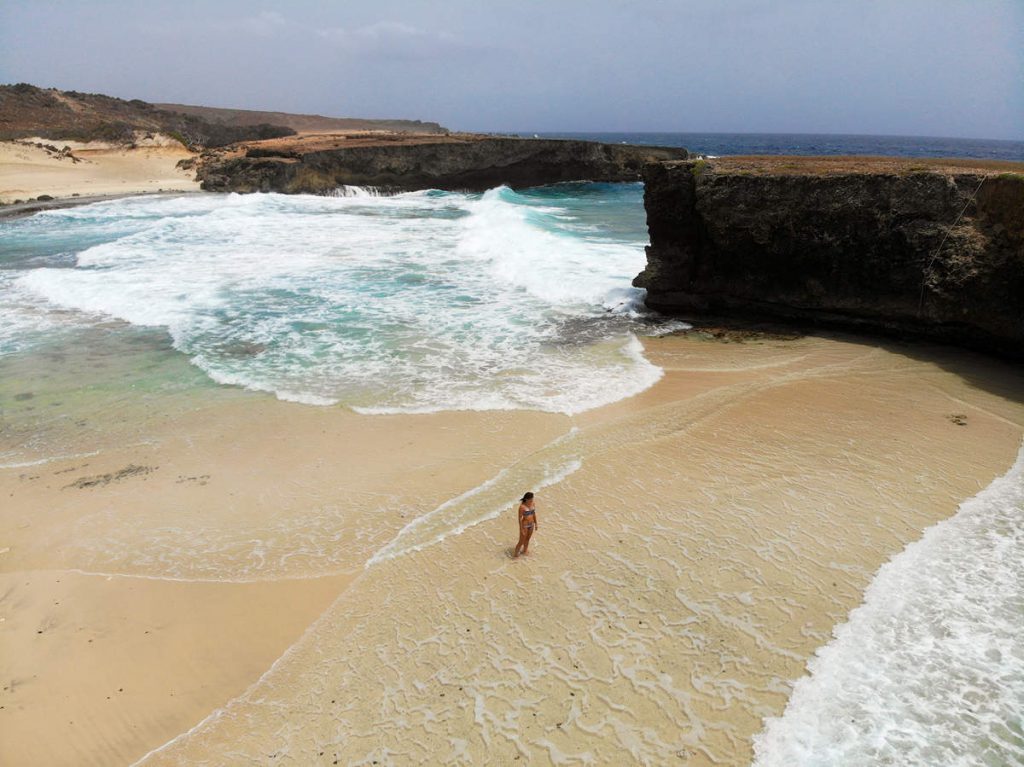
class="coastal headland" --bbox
[194,133,689,193]
[0,85,452,207]
[636,156,1024,358]
[0,84,687,205]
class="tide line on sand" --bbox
[753,440,1024,766]
[367,428,582,566]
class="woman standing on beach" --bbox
[513,491,538,558]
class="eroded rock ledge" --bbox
[635,156,1024,358]
[196,134,688,193]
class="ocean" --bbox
[0,184,684,421]
[526,131,1024,161]
[2,132,1022,765]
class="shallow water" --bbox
[122,337,1023,766]
[1,185,684,423]
[753,442,1024,767]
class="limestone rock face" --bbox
[636,159,1024,357]
[197,138,688,193]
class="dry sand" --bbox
[2,332,1022,765]
[0,139,200,204]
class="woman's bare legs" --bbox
[515,527,534,557]
[514,530,527,557]
[514,527,535,557]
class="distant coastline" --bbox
[520,131,1024,161]
[0,189,204,220]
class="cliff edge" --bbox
[635,156,1024,357]
[196,134,688,193]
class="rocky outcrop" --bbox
[635,158,1024,357]
[196,138,688,193]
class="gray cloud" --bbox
[0,0,1020,139]
[318,21,481,60]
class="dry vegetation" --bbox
[0,83,294,147]
[155,102,447,135]
[694,154,1024,176]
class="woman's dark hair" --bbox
[521,491,534,502]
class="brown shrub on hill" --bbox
[155,102,448,135]
[0,84,295,147]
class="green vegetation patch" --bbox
[995,172,1024,183]
[165,130,190,148]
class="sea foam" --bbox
[8,185,677,414]
[753,442,1024,766]
[370,425,581,566]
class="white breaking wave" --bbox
[0,449,100,470]
[9,187,676,414]
[330,185,385,198]
[458,186,649,311]
[753,441,1024,767]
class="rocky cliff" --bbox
[196,136,688,193]
[635,157,1024,357]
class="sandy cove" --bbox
[0,139,199,205]
[1,332,1022,765]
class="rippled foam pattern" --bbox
[2,185,680,413]
[753,443,1024,767]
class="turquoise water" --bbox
[0,183,685,417]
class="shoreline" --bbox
[3,330,1021,765]
[0,189,208,220]
[0,140,201,210]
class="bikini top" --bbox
[522,506,536,517]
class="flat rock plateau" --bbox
[636,156,1024,357]
[195,133,689,193]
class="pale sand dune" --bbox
[0,140,200,204]
[2,333,1022,765]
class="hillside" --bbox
[0,84,295,147]
[156,103,447,135]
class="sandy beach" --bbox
[2,330,1021,766]
[0,138,199,205]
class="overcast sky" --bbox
[1,0,1021,139]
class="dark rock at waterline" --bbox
[197,137,688,193]
[635,157,1024,358]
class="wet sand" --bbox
[2,332,1022,765]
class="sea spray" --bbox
[5,185,678,414]
[753,442,1024,766]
